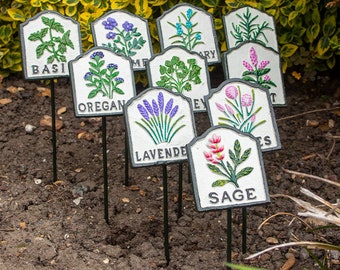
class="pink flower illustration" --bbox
[225,85,239,99]
[251,114,256,123]
[215,102,225,112]
[241,93,252,107]
[209,134,221,144]
[250,47,258,66]
[258,60,269,70]
[242,60,253,71]
[264,75,271,81]
[204,151,218,164]
[226,104,234,115]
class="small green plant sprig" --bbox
[204,135,253,188]
[28,16,74,64]
[230,7,273,47]
[102,17,146,57]
[242,46,277,89]
[167,8,204,50]
[135,92,186,145]
[216,85,266,133]
[156,56,202,94]
[84,51,124,99]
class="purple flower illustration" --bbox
[135,92,185,144]
[101,17,146,57]
[241,47,277,89]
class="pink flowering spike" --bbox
[217,153,225,160]
[242,60,253,72]
[216,102,225,112]
[250,47,258,67]
[259,60,269,70]
[225,85,239,99]
[251,114,256,123]
[208,144,217,150]
[212,145,224,154]
[209,134,221,144]
[264,75,271,81]
[226,104,234,115]
[204,151,212,159]
[241,93,252,107]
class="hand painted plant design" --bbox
[215,85,266,133]
[156,56,201,94]
[242,47,277,89]
[168,8,204,50]
[84,51,125,99]
[204,135,253,188]
[135,92,186,145]
[28,16,74,63]
[230,7,273,47]
[102,17,146,57]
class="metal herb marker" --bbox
[187,126,270,266]
[124,87,197,263]
[69,47,136,224]
[157,3,221,65]
[20,10,82,182]
[146,46,211,112]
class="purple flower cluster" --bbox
[84,71,92,80]
[102,17,118,30]
[90,51,104,59]
[122,21,134,32]
[107,63,118,69]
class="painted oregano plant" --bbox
[156,56,202,94]
[28,16,75,64]
[84,51,125,99]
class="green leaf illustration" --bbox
[207,163,225,175]
[236,167,253,179]
[212,179,229,187]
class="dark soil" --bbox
[0,68,339,270]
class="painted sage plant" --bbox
[84,51,125,99]
[102,17,146,57]
[156,56,201,93]
[168,8,204,50]
[204,135,253,188]
[242,46,277,89]
[135,92,186,145]
[215,85,266,133]
[28,16,75,63]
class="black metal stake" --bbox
[124,131,129,186]
[162,165,170,265]
[177,162,183,219]
[50,79,58,182]
[242,207,247,254]
[102,116,109,224]
[226,208,232,270]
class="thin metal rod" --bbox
[50,79,57,182]
[102,116,109,224]
[124,131,129,186]
[227,209,232,270]
[177,163,183,219]
[242,207,247,254]
[162,165,170,265]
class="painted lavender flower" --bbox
[84,51,124,99]
[135,92,186,144]
[204,135,253,188]
[101,17,146,57]
[167,8,204,50]
[242,47,277,89]
[215,85,266,133]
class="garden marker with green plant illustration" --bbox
[157,3,220,65]
[69,47,136,117]
[124,87,196,167]
[20,10,82,79]
[223,6,278,52]
[187,126,270,211]
[147,46,210,112]
[205,79,281,152]
[91,10,153,71]
[223,42,286,106]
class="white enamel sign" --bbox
[223,42,286,106]
[124,87,197,167]
[91,10,153,71]
[69,47,136,117]
[146,46,211,112]
[20,10,82,79]
[187,126,270,211]
[157,3,220,64]
[205,79,281,152]
[223,6,278,51]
